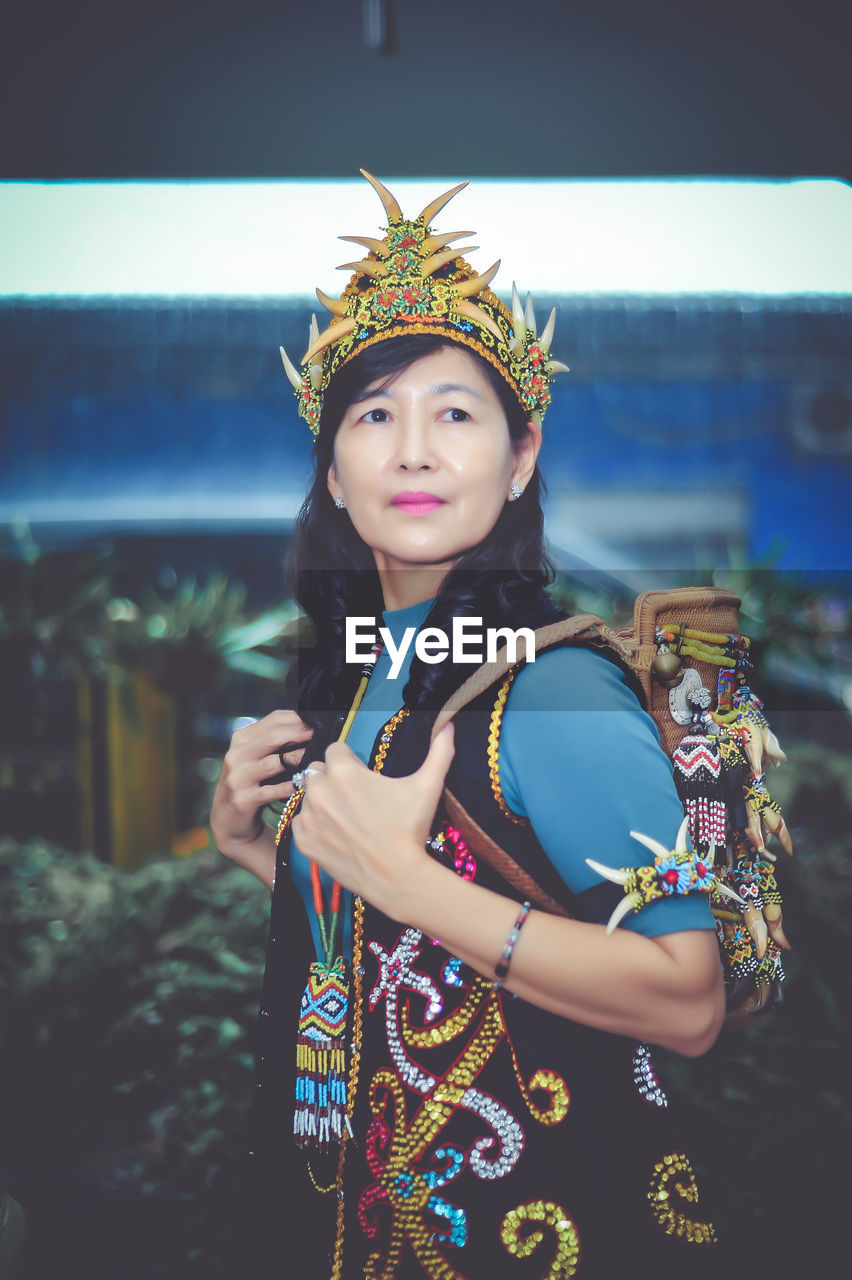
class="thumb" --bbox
[415,722,455,793]
[325,740,366,770]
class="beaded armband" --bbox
[586,817,744,934]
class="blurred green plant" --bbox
[0,532,301,693]
[709,562,852,716]
[0,531,304,848]
[1,732,850,1277]
[105,575,301,698]
[0,836,270,1277]
[0,539,117,681]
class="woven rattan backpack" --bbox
[433,587,791,1025]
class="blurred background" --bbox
[1,2,850,1277]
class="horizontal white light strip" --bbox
[0,494,305,525]
[0,490,736,574]
[1,178,850,298]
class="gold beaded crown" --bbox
[279,170,569,436]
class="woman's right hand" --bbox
[210,711,314,886]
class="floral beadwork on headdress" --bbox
[279,170,569,435]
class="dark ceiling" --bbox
[3,0,850,181]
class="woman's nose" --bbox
[395,411,436,470]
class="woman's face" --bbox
[327,345,541,582]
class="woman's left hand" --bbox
[291,723,455,918]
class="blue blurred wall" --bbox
[2,296,850,573]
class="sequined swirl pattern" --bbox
[647,1152,717,1244]
[632,1043,668,1108]
[360,992,513,1279]
[355,905,580,1277]
[500,1201,581,1277]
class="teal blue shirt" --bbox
[290,598,714,960]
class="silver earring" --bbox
[334,496,345,510]
[510,483,523,501]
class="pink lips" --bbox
[391,491,446,515]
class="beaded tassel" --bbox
[672,725,727,857]
[294,958,354,1150]
[645,619,793,1018]
[285,640,383,1153]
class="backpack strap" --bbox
[431,613,635,737]
[441,789,573,918]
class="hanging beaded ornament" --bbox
[278,170,569,435]
[276,640,383,1151]
[672,722,728,857]
[648,618,794,1018]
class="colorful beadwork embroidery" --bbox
[504,1031,571,1127]
[716,916,759,979]
[672,732,727,854]
[374,707,410,771]
[368,932,528,1185]
[329,892,366,1279]
[632,1043,669,1108]
[294,958,352,1149]
[369,927,443,1095]
[500,1201,581,1276]
[358,1137,472,1258]
[275,785,303,845]
[362,1065,478,1278]
[715,913,786,986]
[440,956,468,988]
[351,906,584,1277]
[399,977,490,1050]
[370,930,443,1024]
[428,822,477,880]
[461,1089,525,1180]
[587,817,735,934]
[647,1152,717,1245]
[357,978,531,1277]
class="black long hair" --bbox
[287,333,563,725]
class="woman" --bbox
[211,173,724,1279]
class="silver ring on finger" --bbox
[292,765,317,790]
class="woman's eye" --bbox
[363,407,389,423]
[445,408,470,423]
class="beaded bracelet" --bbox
[493,900,532,988]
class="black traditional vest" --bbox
[244,638,722,1280]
